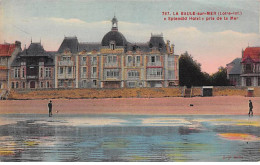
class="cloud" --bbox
[1,16,258,73]
[49,17,86,24]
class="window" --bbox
[40,82,44,88]
[107,56,117,64]
[22,68,25,78]
[246,64,252,73]
[82,67,87,78]
[40,68,43,78]
[82,67,87,73]
[151,56,155,62]
[113,56,117,63]
[46,82,50,88]
[58,80,64,87]
[59,67,63,74]
[63,57,71,61]
[136,56,140,64]
[128,71,140,78]
[106,69,119,78]
[168,70,174,79]
[12,82,14,89]
[16,82,19,88]
[156,56,160,62]
[110,41,116,50]
[107,56,112,63]
[45,68,51,78]
[82,57,86,62]
[128,82,136,88]
[68,67,72,74]
[92,57,97,63]
[93,80,97,86]
[22,82,25,88]
[246,78,251,86]
[128,56,132,63]
[92,67,97,74]
[147,68,162,77]
[14,68,20,78]
[68,80,72,87]
[82,80,87,87]
[168,57,174,67]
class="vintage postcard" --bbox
[0,0,259,162]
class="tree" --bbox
[211,67,229,86]
[179,51,210,87]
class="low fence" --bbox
[7,86,260,100]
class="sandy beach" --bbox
[0,96,259,115]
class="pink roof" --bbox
[0,44,16,57]
[242,47,260,62]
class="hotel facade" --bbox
[55,16,179,89]
[4,16,179,90]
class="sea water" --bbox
[0,114,259,162]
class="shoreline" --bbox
[0,96,259,115]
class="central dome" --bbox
[101,16,127,47]
[101,31,127,46]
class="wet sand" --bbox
[0,96,259,115]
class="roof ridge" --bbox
[80,42,101,44]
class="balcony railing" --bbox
[147,75,163,80]
[91,61,97,65]
[147,62,161,66]
[104,63,118,67]
[81,74,87,78]
[91,73,97,78]
[80,61,87,66]
[58,74,74,79]
[27,75,38,79]
[59,61,74,66]
[127,77,140,80]
[104,76,121,80]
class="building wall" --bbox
[241,63,260,87]
[55,53,77,88]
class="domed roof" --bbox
[101,31,127,46]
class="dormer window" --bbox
[62,57,71,61]
[110,41,116,50]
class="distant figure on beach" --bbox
[48,100,53,117]
[248,100,253,117]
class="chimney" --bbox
[166,40,170,54]
[170,44,175,54]
[15,41,21,48]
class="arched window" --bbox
[40,68,43,78]
[22,68,25,78]
[110,41,116,50]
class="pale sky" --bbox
[0,0,259,73]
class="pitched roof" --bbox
[0,43,16,57]
[242,47,260,62]
[58,37,79,53]
[79,42,101,52]
[227,58,242,75]
[20,43,50,57]
[129,42,151,52]
[149,35,167,53]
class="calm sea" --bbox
[0,114,259,162]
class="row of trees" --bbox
[179,52,230,87]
